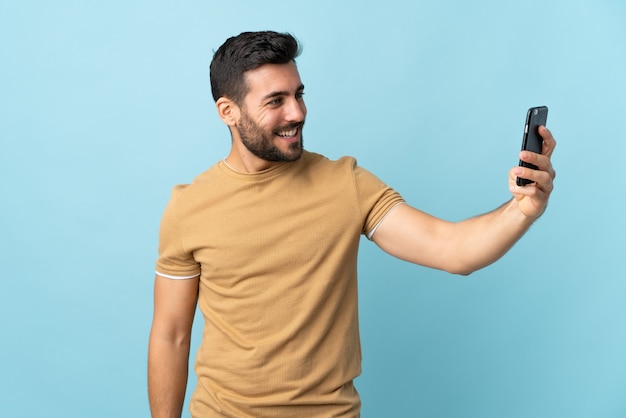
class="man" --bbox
[148,31,556,418]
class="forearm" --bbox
[148,335,191,418]
[449,198,536,274]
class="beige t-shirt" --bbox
[156,151,404,417]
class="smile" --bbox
[276,127,298,138]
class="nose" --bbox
[285,97,306,122]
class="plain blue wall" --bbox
[2,1,625,417]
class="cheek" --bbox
[253,111,273,127]
[260,115,282,131]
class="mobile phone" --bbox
[516,106,548,186]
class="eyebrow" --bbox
[261,84,305,101]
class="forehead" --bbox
[243,62,303,100]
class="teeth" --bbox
[277,129,297,137]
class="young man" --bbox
[148,31,556,418]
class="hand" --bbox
[509,126,557,219]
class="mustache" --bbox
[273,120,305,133]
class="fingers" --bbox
[518,126,557,182]
[519,150,557,181]
[539,125,557,158]
[509,126,557,218]
[510,165,554,194]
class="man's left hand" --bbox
[509,125,557,219]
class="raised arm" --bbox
[148,274,199,418]
[372,126,556,275]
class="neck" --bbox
[223,152,281,173]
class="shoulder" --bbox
[300,151,386,186]
[299,150,358,172]
[164,162,222,211]
[291,152,361,188]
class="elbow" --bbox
[149,319,194,349]
[150,327,192,348]
[446,259,497,276]
[448,268,475,277]
[444,260,482,276]
[442,251,501,276]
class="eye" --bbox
[296,92,305,100]
[268,98,282,106]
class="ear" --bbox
[216,97,240,127]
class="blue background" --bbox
[2,1,625,417]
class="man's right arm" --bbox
[148,274,199,418]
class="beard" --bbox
[236,110,304,163]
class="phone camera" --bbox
[533,109,539,116]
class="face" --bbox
[234,62,307,163]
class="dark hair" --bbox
[210,31,301,104]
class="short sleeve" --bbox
[155,187,201,279]
[353,163,405,238]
